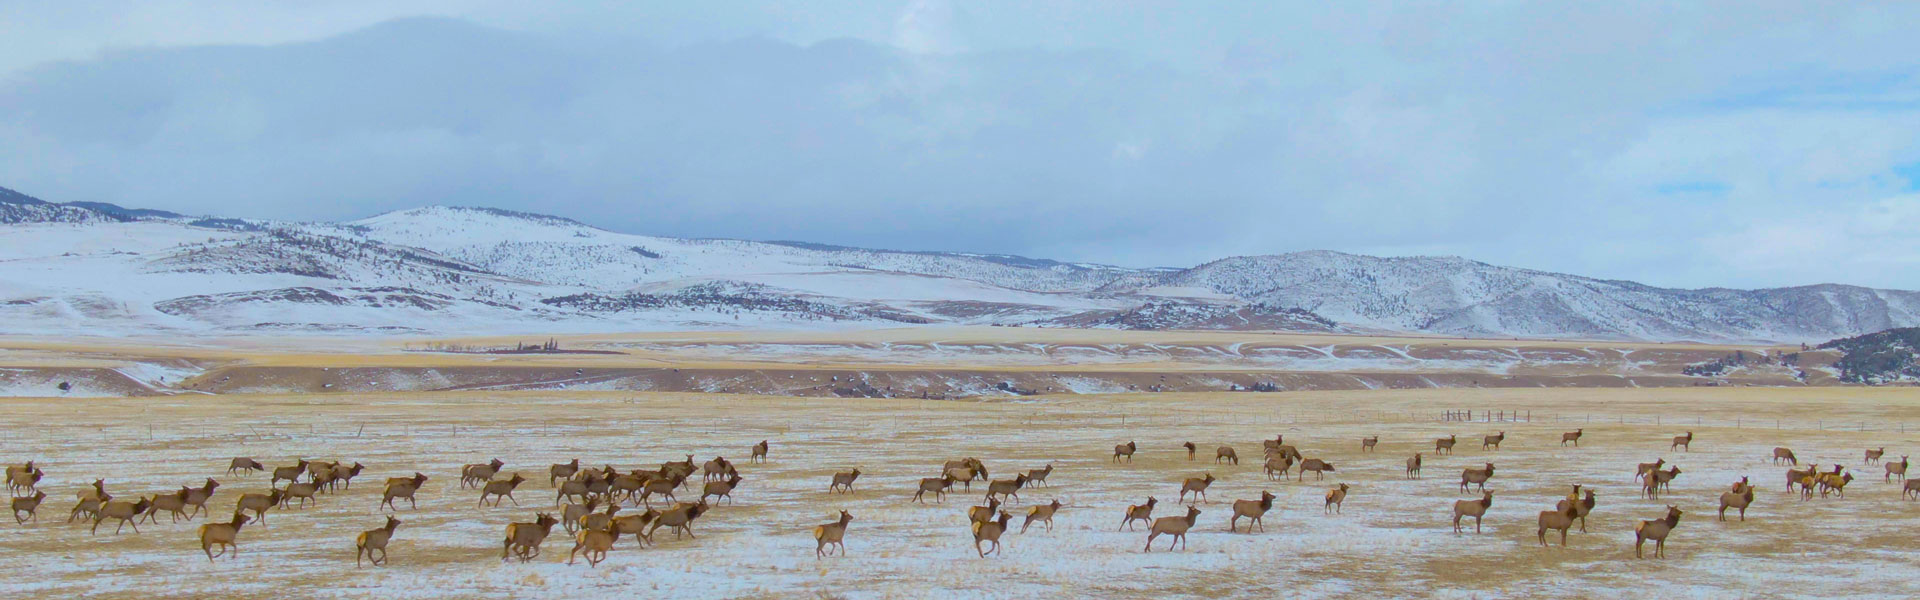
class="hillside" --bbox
[1817,328,1920,384]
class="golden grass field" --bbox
[2,384,1919,598]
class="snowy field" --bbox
[1,387,1918,598]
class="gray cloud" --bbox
[5,3,1920,289]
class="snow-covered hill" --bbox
[3,185,1917,342]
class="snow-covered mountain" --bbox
[3,185,1916,342]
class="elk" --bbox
[1537,502,1579,546]
[1561,429,1583,447]
[1642,466,1681,499]
[1119,496,1157,531]
[577,503,619,534]
[701,473,744,505]
[1886,456,1910,482]
[987,474,1030,504]
[1483,431,1506,451]
[1634,458,1665,483]
[1435,435,1458,455]
[1180,473,1217,504]
[1113,441,1138,463]
[1183,441,1196,461]
[1406,453,1423,479]
[479,474,529,507]
[1452,491,1493,534]
[382,473,429,511]
[327,463,365,491]
[639,475,684,508]
[92,497,153,534]
[1360,436,1378,452]
[1216,446,1239,465]
[271,460,309,487]
[1460,463,1495,493]
[1263,434,1284,452]
[561,498,599,535]
[281,481,320,509]
[1866,447,1886,465]
[969,496,1003,525]
[227,458,264,476]
[502,513,560,562]
[1024,464,1054,487]
[567,522,617,567]
[12,491,46,523]
[236,489,283,525]
[1267,444,1303,462]
[750,440,769,463]
[1771,447,1797,466]
[609,509,660,549]
[356,516,402,567]
[829,468,862,494]
[1021,499,1065,533]
[1264,455,1294,481]
[182,478,219,519]
[1325,483,1350,515]
[142,488,192,524]
[462,459,506,489]
[1230,491,1277,532]
[1633,505,1683,559]
[1671,431,1693,452]
[1820,472,1855,497]
[1785,464,1818,493]
[68,480,110,523]
[812,510,854,558]
[972,510,1013,557]
[5,462,42,494]
[198,512,251,561]
[914,475,956,503]
[549,458,581,486]
[1556,488,1597,532]
[645,500,707,541]
[1299,458,1336,481]
[702,457,735,482]
[1718,482,1755,522]
[943,458,989,489]
[556,477,592,506]
[1905,478,1920,500]
[306,460,338,481]
[1144,506,1201,552]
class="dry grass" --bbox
[0,386,1917,598]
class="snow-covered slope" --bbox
[3,186,1918,342]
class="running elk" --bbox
[1144,506,1201,552]
[1024,464,1054,487]
[549,459,580,486]
[1452,491,1493,533]
[236,489,283,525]
[1633,505,1682,559]
[702,473,744,505]
[1022,499,1065,533]
[198,512,250,561]
[987,474,1029,504]
[567,523,617,567]
[92,496,153,534]
[972,510,1013,557]
[1264,455,1293,481]
[914,475,955,504]
[502,513,560,562]
[969,496,1003,525]
[646,500,707,541]
[271,460,309,487]
[11,491,45,523]
[356,516,401,567]
[462,459,506,489]
[1180,473,1216,504]
[479,474,529,508]
[813,510,853,558]
[829,468,862,494]
[382,473,428,511]
[1119,496,1157,531]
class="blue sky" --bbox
[4,1,1920,289]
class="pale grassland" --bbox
[0,386,1917,598]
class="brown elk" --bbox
[1325,483,1350,515]
[1460,463,1495,493]
[478,474,530,508]
[1537,502,1579,546]
[1771,447,1797,466]
[356,516,402,567]
[1024,464,1054,487]
[1556,488,1596,533]
[609,508,660,549]
[1231,491,1277,532]
[1267,444,1303,462]
[1360,436,1378,452]
[702,473,744,505]
[11,491,46,523]
[943,458,989,489]
[1905,478,1920,500]
[1820,471,1855,497]
[639,475,682,508]
[462,459,506,489]
[1119,496,1157,531]
[1113,441,1138,463]
[1298,459,1336,481]
[969,495,1003,525]
[987,474,1030,504]
[1866,447,1886,465]
[382,473,429,511]
[1642,466,1681,499]
[68,480,110,523]
[1718,481,1755,522]
[973,510,1013,557]
[702,456,735,482]
[271,460,309,488]
[1785,464,1818,493]
[502,513,560,562]
[1021,499,1065,533]
[198,512,251,561]
[92,496,153,534]
[914,475,956,504]
[561,498,599,535]
[549,458,581,486]
[1671,432,1693,452]
[142,488,192,524]
[567,522,617,567]
[1435,435,1458,455]
[1183,441,1196,461]
[556,477,592,506]
[1633,505,1683,558]
[305,460,338,481]
[1886,456,1910,482]
[645,500,707,541]
[1216,446,1239,465]
[829,468,862,494]
[235,489,283,526]
[1452,491,1493,534]
[1264,455,1294,481]
[1180,473,1216,504]
[813,510,854,558]
[226,458,263,476]
[577,503,619,534]
[179,478,219,519]
[1144,506,1201,552]
[1483,431,1506,451]
[750,440,769,463]
[4,461,38,493]
[1635,458,1665,483]
[281,481,320,509]
[1406,453,1423,479]
[1561,429,1583,447]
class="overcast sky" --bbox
[5,2,1920,289]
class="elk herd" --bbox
[3,425,1913,567]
